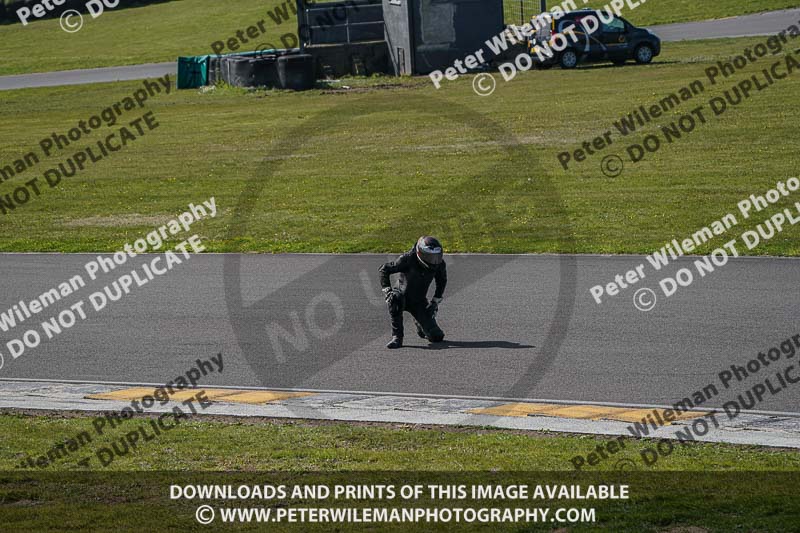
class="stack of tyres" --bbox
[228,57,257,87]
[277,54,315,90]
[218,56,244,86]
[218,55,283,88]
[216,53,314,89]
[251,56,281,87]
[220,57,234,85]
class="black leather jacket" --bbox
[379,246,447,303]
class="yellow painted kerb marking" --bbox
[468,402,707,426]
[211,391,313,405]
[86,388,314,405]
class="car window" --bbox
[601,17,625,33]
[557,20,579,34]
[571,16,592,33]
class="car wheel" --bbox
[635,44,654,64]
[559,50,578,69]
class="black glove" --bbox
[383,288,399,305]
[427,296,442,316]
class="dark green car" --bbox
[531,9,662,69]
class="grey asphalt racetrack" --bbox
[649,8,800,42]
[1,253,798,413]
[0,62,174,91]
[1,9,798,91]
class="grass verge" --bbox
[585,0,800,26]
[3,411,799,471]
[1,411,799,531]
[0,36,798,254]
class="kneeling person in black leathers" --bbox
[379,236,447,349]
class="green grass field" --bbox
[511,0,800,26]
[1,0,799,75]
[631,0,800,24]
[0,36,798,254]
[4,412,798,472]
[2,6,799,530]
[1,412,799,531]
[0,0,285,76]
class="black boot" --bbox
[386,336,403,349]
[428,328,445,343]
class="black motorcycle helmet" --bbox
[415,236,443,268]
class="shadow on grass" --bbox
[573,60,682,70]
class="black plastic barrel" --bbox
[251,57,281,88]
[207,55,219,85]
[219,56,236,85]
[277,54,316,91]
[228,57,256,87]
